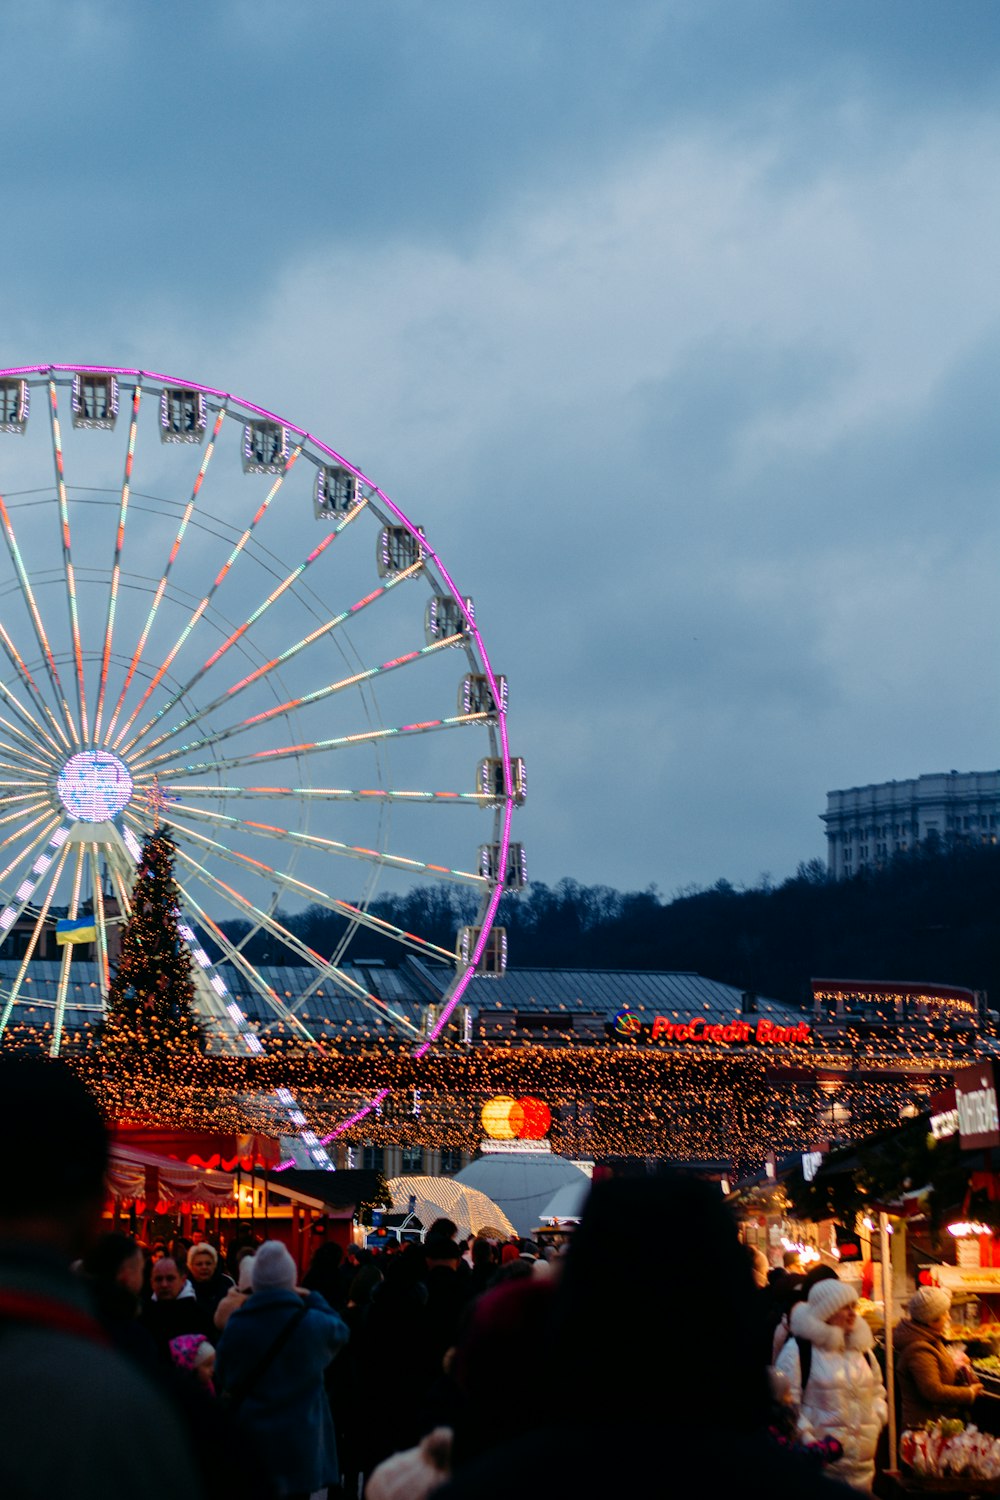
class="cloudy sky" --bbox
[4,0,1000,900]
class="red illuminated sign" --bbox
[650,1016,811,1045]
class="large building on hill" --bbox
[822,770,1000,878]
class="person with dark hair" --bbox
[80,1231,159,1371]
[468,1236,498,1296]
[141,1254,214,1362]
[369,1173,858,1500]
[302,1239,347,1312]
[0,1055,205,1500]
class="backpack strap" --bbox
[222,1301,308,1409]
[795,1335,813,1394]
[0,1287,110,1346]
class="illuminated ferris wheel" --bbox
[0,365,523,1154]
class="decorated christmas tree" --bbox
[98,828,205,1057]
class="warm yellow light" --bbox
[481,1094,522,1139]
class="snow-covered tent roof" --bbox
[452,1153,591,1237]
[538,1177,592,1224]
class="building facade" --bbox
[822,770,1000,878]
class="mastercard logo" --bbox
[481,1094,552,1140]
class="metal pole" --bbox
[880,1211,898,1478]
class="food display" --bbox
[901,1419,1000,1484]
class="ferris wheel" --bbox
[0,364,523,1158]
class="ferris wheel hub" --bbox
[56,750,133,822]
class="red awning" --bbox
[110,1124,279,1172]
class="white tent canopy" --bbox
[385,1175,515,1239]
[453,1153,591,1237]
[538,1177,591,1224]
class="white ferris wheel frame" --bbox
[0,363,518,1167]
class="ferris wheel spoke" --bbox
[93,381,143,743]
[118,556,422,766]
[152,809,459,966]
[142,711,488,781]
[0,805,60,867]
[0,795,52,832]
[104,846,134,920]
[88,841,111,1000]
[163,798,488,889]
[0,705,62,767]
[0,821,71,949]
[104,406,228,745]
[121,500,376,760]
[166,840,423,1038]
[0,812,66,887]
[0,839,71,1042]
[0,737,57,778]
[0,768,50,794]
[131,633,466,776]
[50,841,86,1057]
[172,879,323,1050]
[47,381,89,741]
[0,661,66,760]
[158,782,491,807]
[111,444,303,752]
[0,508,76,749]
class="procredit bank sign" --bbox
[614,1008,811,1046]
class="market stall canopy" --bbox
[385,1176,515,1239]
[106,1142,235,1210]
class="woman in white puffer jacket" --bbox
[773,1277,888,1493]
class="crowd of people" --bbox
[1,1052,994,1500]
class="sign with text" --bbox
[955,1063,1000,1150]
[649,1016,811,1046]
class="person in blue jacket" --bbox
[215,1239,349,1500]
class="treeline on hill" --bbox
[214,836,1000,1011]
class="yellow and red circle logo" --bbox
[481,1094,552,1141]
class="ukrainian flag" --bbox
[55,917,97,946]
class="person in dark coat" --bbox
[215,1239,349,1500]
[0,1055,206,1500]
[141,1256,215,1363]
[350,1244,435,1482]
[422,1235,475,1373]
[302,1240,347,1312]
[185,1242,235,1323]
[369,1173,862,1500]
[81,1231,160,1374]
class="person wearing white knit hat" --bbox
[894,1284,983,1431]
[773,1275,888,1492]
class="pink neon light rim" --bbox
[0,363,514,1152]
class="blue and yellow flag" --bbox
[55,917,97,946]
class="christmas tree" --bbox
[99,828,205,1057]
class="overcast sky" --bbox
[4,0,1000,899]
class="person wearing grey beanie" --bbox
[250,1241,297,1293]
[893,1284,982,1431]
[215,1239,349,1498]
[773,1275,887,1492]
